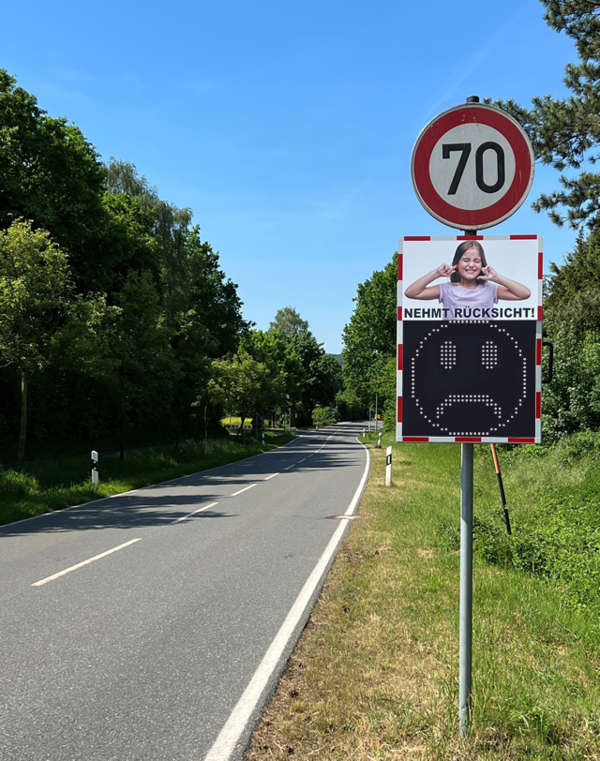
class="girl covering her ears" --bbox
[403,241,531,321]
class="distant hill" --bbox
[330,353,344,366]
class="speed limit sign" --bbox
[411,102,535,230]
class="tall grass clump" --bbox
[463,432,600,621]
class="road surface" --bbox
[0,422,369,760]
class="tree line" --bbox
[0,72,342,464]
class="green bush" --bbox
[542,327,600,442]
[334,388,365,421]
[312,405,338,427]
[442,434,600,616]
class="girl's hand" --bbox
[436,263,456,278]
[479,266,498,281]
[481,266,532,300]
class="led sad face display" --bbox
[397,236,542,443]
[403,320,536,438]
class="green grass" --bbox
[0,432,295,526]
[245,433,600,760]
[469,434,600,623]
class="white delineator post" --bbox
[91,450,99,488]
[385,446,392,486]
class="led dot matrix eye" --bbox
[481,340,498,369]
[440,340,457,369]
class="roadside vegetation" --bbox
[245,433,600,760]
[0,432,294,527]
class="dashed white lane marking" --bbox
[32,538,142,587]
[203,435,370,761]
[264,473,280,481]
[171,502,219,524]
[230,484,257,497]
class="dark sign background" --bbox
[402,320,537,439]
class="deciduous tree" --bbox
[207,353,276,438]
[269,306,310,337]
[0,221,72,463]
[342,254,397,409]
[0,71,106,282]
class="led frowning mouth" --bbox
[435,394,502,419]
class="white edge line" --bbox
[171,502,219,524]
[31,538,142,587]
[230,484,257,497]
[203,436,370,761]
[264,473,279,481]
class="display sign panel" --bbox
[397,236,543,443]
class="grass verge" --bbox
[244,435,600,760]
[0,432,294,527]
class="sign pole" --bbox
[459,441,473,737]
[459,224,477,738]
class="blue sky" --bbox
[3,0,580,352]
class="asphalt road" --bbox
[0,422,369,761]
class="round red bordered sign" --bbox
[411,103,535,230]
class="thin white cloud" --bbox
[425,8,531,116]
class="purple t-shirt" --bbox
[438,281,499,320]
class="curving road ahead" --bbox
[0,422,369,761]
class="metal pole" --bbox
[458,218,478,738]
[459,442,473,738]
[375,393,378,431]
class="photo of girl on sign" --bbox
[404,241,531,320]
